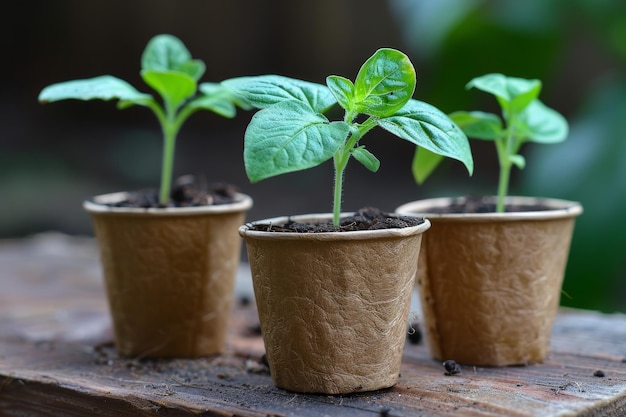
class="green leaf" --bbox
[142,34,188,71]
[243,100,351,182]
[326,75,355,113]
[449,111,503,140]
[222,75,336,113]
[377,99,474,175]
[518,100,569,144]
[192,82,251,118]
[351,146,380,172]
[141,34,205,81]
[352,48,416,117]
[200,82,252,110]
[509,154,526,169]
[187,94,236,118]
[176,60,206,82]
[412,147,444,184]
[466,73,541,114]
[141,70,196,111]
[38,75,152,104]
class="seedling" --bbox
[223,48,474,225]
[414,73,568,212]
[38,34,247,205]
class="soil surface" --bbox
[248,206,425,233]
[102,175,239,208]
[430,195,551,214]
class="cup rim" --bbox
[83,191,253,216]
[238,212,431,241]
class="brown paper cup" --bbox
[396,196,583,366]
[239,213,430,394]
[84,191,253,358]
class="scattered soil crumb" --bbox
[443,360,462,376]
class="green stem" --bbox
[332,154,347,226]
[495,127,516,213]
[332,140,354,225]
[496,157,511,213]
[152,101,191,205]
[160,124,177,205]
[331,134,355,225]
[331,120,374,225]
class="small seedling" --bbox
[223,48,474,225]
[38,34,247,206]
[414,73,568,212]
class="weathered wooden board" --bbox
[1,233,625,416]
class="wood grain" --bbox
[1,233,625,416]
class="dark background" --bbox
[2,0,625,312]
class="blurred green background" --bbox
[1,0,624,312]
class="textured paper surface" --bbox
[241,215,429,394]
[397,197,582,366]
[87,193,251,358]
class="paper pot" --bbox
[83,191,253,358]
[239,213,430,394]
[396,196,583,366]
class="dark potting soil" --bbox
[430,195,552,214]
[104,175,239,208]
[248,206,425,233]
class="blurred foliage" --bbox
[523,77,626,313]
[389,0,626,312]
[2,0,623,311]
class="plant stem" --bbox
[150,100,196,205]
[156,102,189,205]
[331,126,357,225]
[496,158,511,213]
[332,139,354,226]
[159,124,177,205]
[495,127,516,213]
[331,119,376,225]
[332,157,346,226]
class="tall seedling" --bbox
[224,48,474,225]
